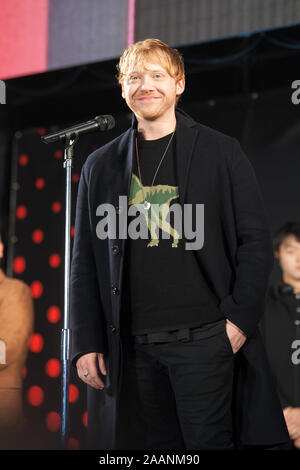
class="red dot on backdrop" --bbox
[32,229,44,244]
[45,358,61,378]
[72,173,79,183]
[46,412,61,432]
[13,256,26,274]
[19,154,29,166]
[54,149,63,159]
[82,411,88,428]
[27,386,44,406]
[46,305,61,323]
[71,226,75,238]
[29,333,44,353]
[35,178,45,190]
[69,384,79,403]
[37,127,46,136]
[51,201,62,213]
[16,205,27,219]
[49,253,61,268]
[30,281,43,298]
[67,438,79,450]
[22,366,27,379]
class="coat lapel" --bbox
[111,126,136,201]
[174,109,199,206]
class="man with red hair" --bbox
[71,39,289,450]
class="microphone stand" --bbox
[60,133,77,449]
[41,115,115,449]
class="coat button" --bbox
[112,245,120,255]
[109,324,117,333]
[295,320,300,326]
[296,307,300,313]
[112,286,119,295]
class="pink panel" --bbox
[0,0,49,80]
[127,0,136,46]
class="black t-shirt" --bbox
[121,131,224,336]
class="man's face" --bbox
[275,235,300,281]
[121,59,185,121]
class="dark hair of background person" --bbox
[272,221,300,253]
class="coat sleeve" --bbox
[219,138,274,337]
[70,161,107,367]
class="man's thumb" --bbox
[98,354,107,375]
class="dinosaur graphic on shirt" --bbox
[128,173,180,247]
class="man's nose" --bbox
[140,75,154,90]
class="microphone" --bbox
[41,115,115,144]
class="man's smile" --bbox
[137,96,160,101]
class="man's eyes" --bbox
[128,74,164,81]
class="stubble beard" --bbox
[129,96,175,122]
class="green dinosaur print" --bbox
[128,173,180,248]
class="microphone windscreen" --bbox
[95,115,115,131]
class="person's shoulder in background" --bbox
[0,277,34,366]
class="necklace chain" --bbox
[135,129,176,210]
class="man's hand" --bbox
[293,436,300,449]
[225,319,247,354]
[76,352,107,390]
[283,407,300,443]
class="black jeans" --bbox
[116,319,235,450]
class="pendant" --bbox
[143,200,151,210]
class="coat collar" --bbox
[128,107,199,206]
[270,281,294,299]
[130,106,198,130]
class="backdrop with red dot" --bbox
[11,118,127,449]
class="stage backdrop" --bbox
[1,0,300,79]
[9,85,300,449]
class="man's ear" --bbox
[274,250,279,260]
[176,77,185,96]
[121,84,125,99]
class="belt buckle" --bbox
[178,328,190,342]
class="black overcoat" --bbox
[70,108,289,449]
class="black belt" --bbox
[133,319,225,344]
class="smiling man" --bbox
[70,38,289,450]
[120,60,184,138]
